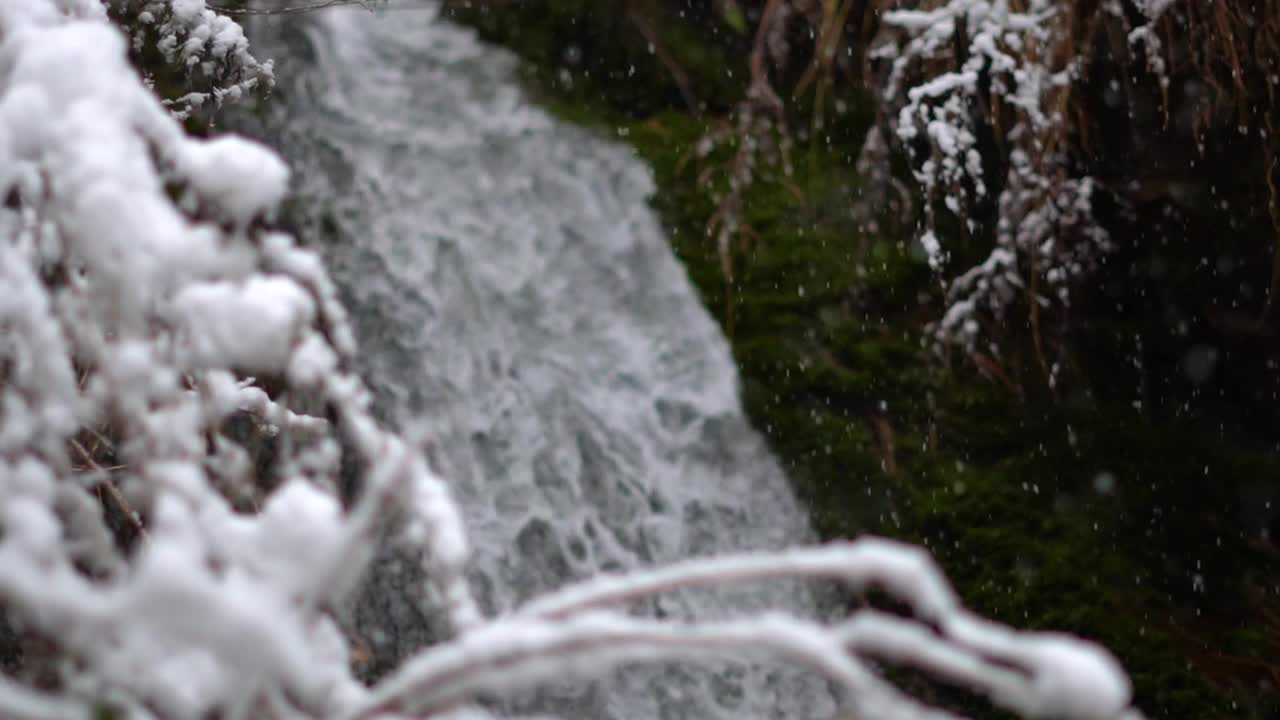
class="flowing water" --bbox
[244,7,835,718]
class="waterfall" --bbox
[243,7,835,718]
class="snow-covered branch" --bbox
[867,0,1130,360]
[356,539,1134,720]
[108,0,276,119]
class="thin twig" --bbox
[70,438,148,542]
[625,4,701,116]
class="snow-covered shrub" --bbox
[108,0,276,119]
[862,0,1280,381]
[866,0,1116,362]
[0,2,1140,718]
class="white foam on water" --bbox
[245,8,835,718]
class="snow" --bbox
[1139,0,1176,20]
[183,133,290,224]
[919,229,946,270]
[1021,635,1132,720]
[908,70,979,103]
[175,276,314,371]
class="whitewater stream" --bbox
[243,7,835,719]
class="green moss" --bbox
[93,703,125,720]
[441,0,751,122]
